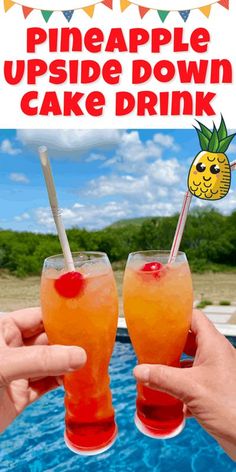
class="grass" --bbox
[196,300,213,309]
[219,300,231,306]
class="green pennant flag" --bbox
[157,10,169,22]
[41,10,53,22]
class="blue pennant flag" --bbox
[63,10,74,22]
[179,10,190,21]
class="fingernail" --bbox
[134,366,150,383]
[67,347,87,370]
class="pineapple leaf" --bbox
[218,134,236,153]
[196,120,212,140]
[218,115,228,141]
[194,127,209,151]
[208,125,219,153]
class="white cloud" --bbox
[14,212,30,222]
[17,129,123,159]
[153,133,179,151]
[0,139,21,156]
[9,173,29,184]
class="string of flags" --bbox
[120,0,229,21]
[3,0,229,22]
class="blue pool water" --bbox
[0,342,235,472]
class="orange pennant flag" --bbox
[83,5,95,17]
[139,6,149,18]
[4,0,15,12]
[199,5,211,17]
[120,0,131,12]
[22,5,33,18]
[218,0,229,9]
[102,0,113,9]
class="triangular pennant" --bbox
[83,5,95,17]
[22,6,33,18]
[63,10,74,22]
[179,10,190,21]
[157,10,170,22]
[139,6,149,18]
[218,0,229,9]
[120,0,131,12]
[4,0,14,12]
[41,10,53,22]
[102,0,113,9]
[199,5,211,17]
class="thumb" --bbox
[133,364,195,403]
[0,345,87,385]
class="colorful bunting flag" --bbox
[22,5,33,18]
[157,10,170,23]
[139,6,149,19]
[179,10,190,22]
[41,10,53,22]
[2,0,231,22]
[218,0,229,9]
[4,0,14,12]
[199,5,212,17]
[120,0,131,12]
[83,5,95,17]
[63,10,74,22]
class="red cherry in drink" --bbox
[54,271,85,298]
[140,261,164,278]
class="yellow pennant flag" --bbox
[120,0,131,12]
[199,5,211,17]
[82,5,95,17]
[4,0,15,12]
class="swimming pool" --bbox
[0,342,235,472]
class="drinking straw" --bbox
[38,146,75,272]
[168,160,236,264]
[168,191,192,264]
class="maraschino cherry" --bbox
[140,261,164,278]
[55,271,85,298]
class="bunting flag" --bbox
[179,10,190,22]
[63,10,74,22]
[3,0,113,21]
[120,0,230,21]
[22,5,33,18]
[2,0,230,22]
[139,6,149,18]
[199,5,212,17]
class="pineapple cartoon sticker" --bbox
[188,117,235,200]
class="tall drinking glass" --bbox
[41,252,118,455]
[123,250,193,439]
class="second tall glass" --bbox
[41,252,118,455]
[123,250,193,439]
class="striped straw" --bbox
[168,160,236,264]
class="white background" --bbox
[0,0,235,128]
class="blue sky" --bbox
[0,127,236,233]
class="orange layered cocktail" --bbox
[41,252,118,455]
[123,250,193,439]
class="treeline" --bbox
[0,208,236,277]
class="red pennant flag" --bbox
[218,0,229,8]
[22,6,33,18]
[139,6,149,18]
[102,0,113,9]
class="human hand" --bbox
[134,309,236,461]
[0,307,86,433]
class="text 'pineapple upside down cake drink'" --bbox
[123,250,193,439]
[41,252,118,455]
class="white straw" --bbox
[168,160,236,264]
[38,146,75,272]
